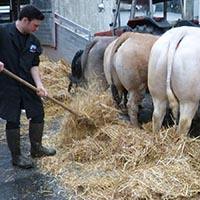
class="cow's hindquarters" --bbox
[172,36,200,135]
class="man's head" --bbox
[17,5,45,34]
[19,5,44,21]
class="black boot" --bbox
[29,122,56,158]
[6,129,34,169]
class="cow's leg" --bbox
[119,88,128,113]
[111,83,127,113]
[152,98,167,133]
[111,84,122,107]
[127,91,142,127]
[178,102,199,136]
[170,100,179,121]
[123,88,128,109]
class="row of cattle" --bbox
[68,26,200,136]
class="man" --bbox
[0,5,56,169]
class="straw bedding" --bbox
[37,55,200,199]
[39,56,72,118]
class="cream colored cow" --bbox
[104,32,159,127]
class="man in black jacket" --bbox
[0,5,56,169]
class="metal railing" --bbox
[54,12,91,41]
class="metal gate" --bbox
[30,0,91,63]
[30,0,55,46]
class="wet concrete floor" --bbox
[0,117,72,200]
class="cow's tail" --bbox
[109,32,132,107]
[71,49,84,79]
[110,32,132,83]
[81,38,98,72]
[166,29,186,120]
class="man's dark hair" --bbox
[18,5,45,21]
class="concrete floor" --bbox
[0,117,73,200]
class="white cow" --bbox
[148,26,200,135]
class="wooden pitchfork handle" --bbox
[2,68,80,117]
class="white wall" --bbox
[53,0,116,35]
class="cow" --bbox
[148,26,200,135]
[68,36,117,92]
[104,32,159,127]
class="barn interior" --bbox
[1,0,200,199]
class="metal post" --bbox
[183,0,194,19]
[130,0,136,19]
[149,0,153,17]
[164,0,167,19]
[16,0,21,18]
[112,0,121,35]
[199,0,200,22]
[180,0,184,19]
[9,0,13,21]
[9,0,21,21]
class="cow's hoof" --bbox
[118,113,130,121]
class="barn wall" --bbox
[42,13,90,63]
[53,0,116,35]
[30,0,116,63]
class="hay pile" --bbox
[38,56,200,199]
[39,55,72,118]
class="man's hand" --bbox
[36,86,48,97]
[0,61,4,72]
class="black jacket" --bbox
[0,22,44,122]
